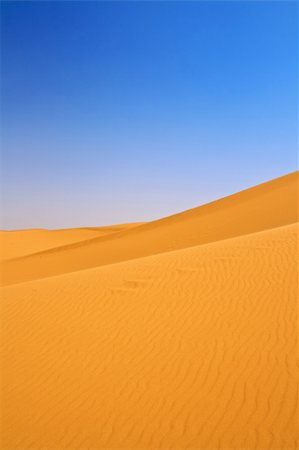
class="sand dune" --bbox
[1,171,298,449]
[1,224,298,449]
[0,222,143,261]
[1,171,298,286]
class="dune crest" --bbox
[1,170,298,286]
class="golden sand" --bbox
[0,172,298,449]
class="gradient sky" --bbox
[1,1,298,229]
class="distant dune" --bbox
[1,172,298,449]
[0,222,144,260]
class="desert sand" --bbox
[0,171,298,449]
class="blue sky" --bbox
[1,1,297,229]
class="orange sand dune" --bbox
[1,171,298,286]
[1,223,298,449]
[0,222,143,261]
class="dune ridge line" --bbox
[1,170,298,286]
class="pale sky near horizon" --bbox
[1,1,297,229]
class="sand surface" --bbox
[1,172,298,449]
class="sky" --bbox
[1,0,298,229]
